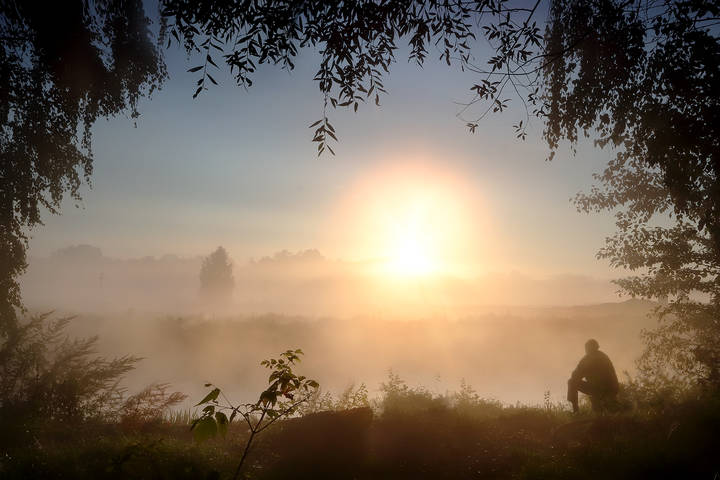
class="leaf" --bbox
[190,417,202,430]
[196,388,221,406]
[188,66,203,72]
[192,417,218,444]
[215,411,229,437]
[260,390,277,406]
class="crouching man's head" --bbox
[585,338,599,355]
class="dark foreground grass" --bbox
[2,398,718,480]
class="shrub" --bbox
[0,314,138,424]
[120,383,187,430]
[0,313,184,445]
[378,371,447,416]
[297,382,371,415]
[191,349,320,480]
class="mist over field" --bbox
[22,245,622,316]
[21,245,655,407]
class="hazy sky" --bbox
[28,22,621,279]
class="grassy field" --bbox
[2,309,716,479]
[3,382,718,480]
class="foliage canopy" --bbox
[0,0,165,329]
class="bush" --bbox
[297,382,371,415]
[120,383,187,430]
[618,371,701,414]
[451,379,504,419]
[378,371,447,416]
[0,313,184,446]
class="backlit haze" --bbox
[27,43,617,277]
[20,36,644,406]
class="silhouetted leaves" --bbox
[196,388,221,406]
[215,411,229,437]
[192,416,218,443]
[161,0,547,154]
[191,349,319,479]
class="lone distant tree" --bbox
[199,247,234,302]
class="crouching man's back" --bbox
[567,339,619,413]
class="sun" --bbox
[328,158,488,279]
[385,205,439,276]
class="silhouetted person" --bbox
[567,339,619,413]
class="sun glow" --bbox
[329,157,488,279]
[385,199,440,276]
